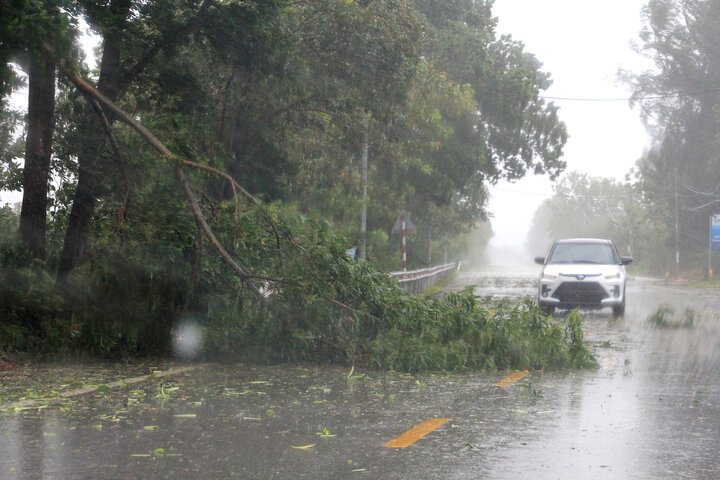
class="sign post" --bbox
[711,213,720,278]
[391,211,416,272]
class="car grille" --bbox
[552,281,607,304]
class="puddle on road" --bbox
[479,276,720,480]
[446,266,538,299]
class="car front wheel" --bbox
[612,289,626,317]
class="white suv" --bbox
[535,238,633,316]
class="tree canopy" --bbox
[621,0,720,275]
[0,0,569,358]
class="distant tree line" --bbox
[528,0,720,279]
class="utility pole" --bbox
[427,227,432,266]
[359,122,368,260]
[674,167,680,277]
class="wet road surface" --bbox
[2,266,720,479]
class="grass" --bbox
[647,304,695,329]
[421,271,459,297]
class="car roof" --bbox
[555,238,613,244]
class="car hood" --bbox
[542,264,623,276]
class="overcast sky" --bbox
[487,0,653,256]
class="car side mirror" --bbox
[534,256,546,265]
[620,256,633,265]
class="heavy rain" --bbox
[2,0,720,479]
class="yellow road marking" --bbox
[383,418,452,448]
[493,370,529,386]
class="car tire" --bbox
[612,286,627,317]
[541,305,555,316]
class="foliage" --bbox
[197,217,594,372]
[365,293,595,372]
[621,0,720,276]
[0,252,67,353]
[0,202,594,372]
[0,0,579,369]
[526,173,638,254]
[417,0,567,183]
[646,304,695,329]
[0,107,24,192]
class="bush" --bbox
[0,255,67,354]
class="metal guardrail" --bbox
[389,262,459,294]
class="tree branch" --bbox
[123,0,214,82]
[180,159,259,205]
[176,167,270,308]
[54,49,270,308]
[55,55,173,156]
[86,96,133,220]
[180,158,305,251]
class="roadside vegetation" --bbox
[646,304,696,330]
[0,204,595,371]
[0,1,595,371]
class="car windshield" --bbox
[548,243,617,265]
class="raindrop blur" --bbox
[172,319,205,359]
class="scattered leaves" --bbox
[291,444,316,450]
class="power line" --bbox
[491,186,553,197]
[540,89,720,102]
[541,96,636,102]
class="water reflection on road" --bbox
[452,263,720,479]
[2,265,720,479]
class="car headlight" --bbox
[603,272,621,279]
[542,272,558,281]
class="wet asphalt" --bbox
[2,265,720,479]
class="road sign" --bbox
[713,214,720,251]
[391,211,416,235]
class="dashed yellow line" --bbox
[383,418,452,448]
[493,370,529,386]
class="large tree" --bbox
[56,0,224,277]
[1,1,70,258]
[416,0,567,183]
[624,0,720,273]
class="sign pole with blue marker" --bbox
[710,213,720,278]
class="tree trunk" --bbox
[57,0,209,278]
[18,50,55,259]
[57,10,126,278]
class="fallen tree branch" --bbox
[54,51,270,308]
[53,50,353,314]
[180,158,305,252]
[176,167,270,308]
[180,159,259,205]
[55,56,172,156]
[86,96,133,223]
